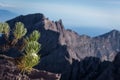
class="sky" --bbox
[0,0,120,36]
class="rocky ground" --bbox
[0,55,61,80]
[1,53,120,80]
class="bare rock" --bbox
[0,55,61,80]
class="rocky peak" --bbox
[44,18,64,33]
[110,29,120,33]
[7,14,65,35]
[96,29,120,39]
[109,29,120,38]
[7,13,44,27]
[55,19,64,32]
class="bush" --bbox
[0,22,10,38]
[17,41,40,73]
[0,22,41,73]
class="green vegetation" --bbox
[18,32,41,73]
[25,41,41,54]
[18,41,40,73]
[0,23,10,38]
[11,22,27,45]
[0,22,41,73]
[13,22,27,39]
[26,30,40,42]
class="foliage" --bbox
[18,54,40,73]
[26,30,40,42]
[0,23,10,37]
[0,23,3,33]
[11,22,27,45]
[0,22,41,73]
[13,22,27,39]
[25,41,41,54]
[18,41,41,73]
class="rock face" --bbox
[62,52,120,80]
[0,55,61,80]
[4,13,120,80]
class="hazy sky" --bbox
[0,0,120,36]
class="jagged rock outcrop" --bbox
[2,13,120,80]
[0,55,61,80]
[62,52,120,80]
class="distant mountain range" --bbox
[0,9,17,22]
[1,13,120,80]
[67,27,111,37]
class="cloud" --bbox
[1,1,120,30]
[29,3,120,28]
[0,2,14,8]
[100,0,120,5]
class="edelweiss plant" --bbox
[18,35,41,73]
[26,30,40,42]
[17,30,41,73]
[11,22,27,45]
[0,23,10,38]
[0,22,41,73]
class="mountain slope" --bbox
[5,13,120,80]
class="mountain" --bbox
[4,13,120,80]
[0,9,17,22]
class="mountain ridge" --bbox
[4,13,120,80]
[94,29,120,38]
[6,13,120,61]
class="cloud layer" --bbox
[1,0,120,30]
[0,2,14,8]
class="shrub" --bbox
[26,30,40,42]
[11,22,27,45]
[0,23,10,38]
[17,41,40,73]
[0,22,41,73]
